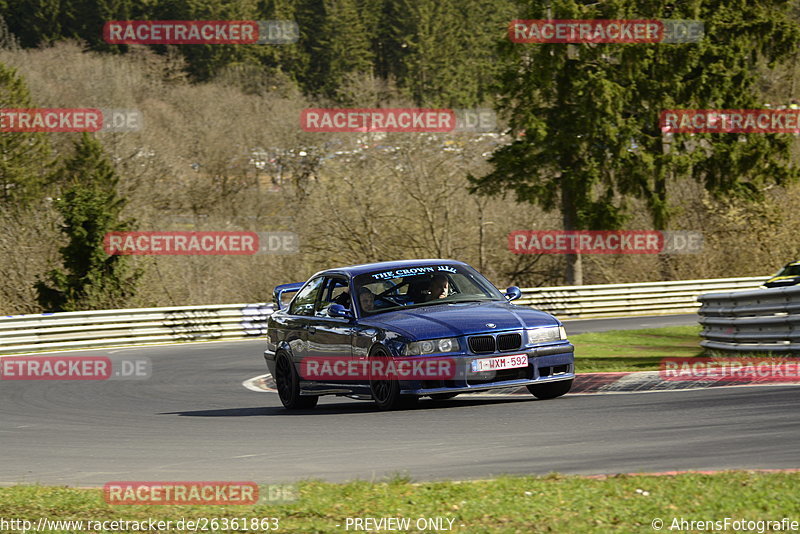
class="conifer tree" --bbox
[472,0,800,283]
[36,134,141,311]
[0,62,51,206]
[296,0,374,98]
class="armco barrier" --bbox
[698,285,800,353]
[0,276,770,355]
[516,276,768,318]
[0,303,273,355]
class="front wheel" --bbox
[274,353,319,410]
[527,379,573,400]
[369,347,418,410]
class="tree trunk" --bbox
[561,180,583,285]
[476,198,486,273]
[655,135,672,280]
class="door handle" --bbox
[307,326,317,334]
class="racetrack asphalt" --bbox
[1,313,797,486]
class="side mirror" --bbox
[328,303,354,319]
[505,286,522,301]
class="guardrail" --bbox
[517,276,769,318]
[698,285,800,353]
[0,303,273,355]
[0,276,770,355]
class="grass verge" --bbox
[1,472,798,533]
[570,325,703,373]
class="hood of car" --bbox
[361,301,560,340]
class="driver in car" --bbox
[424,274,449,301]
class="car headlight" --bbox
[404,337,460,356]
[526,326,565,345]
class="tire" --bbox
[429,393,459,400]
[527,379,573,400]
[274,353,319,410]
[369,347,418,410]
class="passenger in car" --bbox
[358,287,375,312]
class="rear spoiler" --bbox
[273,282,304,310]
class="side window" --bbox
[289,277,324,316]
[315,277,351,317]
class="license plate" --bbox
[471,354,529,372]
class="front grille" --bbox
[469,332,522,353]
[497,333,522,351]
[468,335,495,354]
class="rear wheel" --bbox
[527,379,572,400]
[274,353,319,410]
[369,347,418,410]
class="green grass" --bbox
[570,325,704,373]
[1,472,798,533]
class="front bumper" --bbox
[399,342,574,395]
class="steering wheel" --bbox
[374,282,409,307]
[378,295,404,306]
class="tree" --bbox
[382,0,515,107]
[36,133,141,311]
[0,62,51,206]
[0,14,21,49]
[470,1,633,284]
[65,0,133,51]
[471,0,800,283]
[617,0,800,247]
[295,0,374,98]
[145,0,267,82]
[0,0,64,47]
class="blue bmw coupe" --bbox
[264,259,574,410]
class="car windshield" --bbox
[352,263,506,315]
[775,264,800,277]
